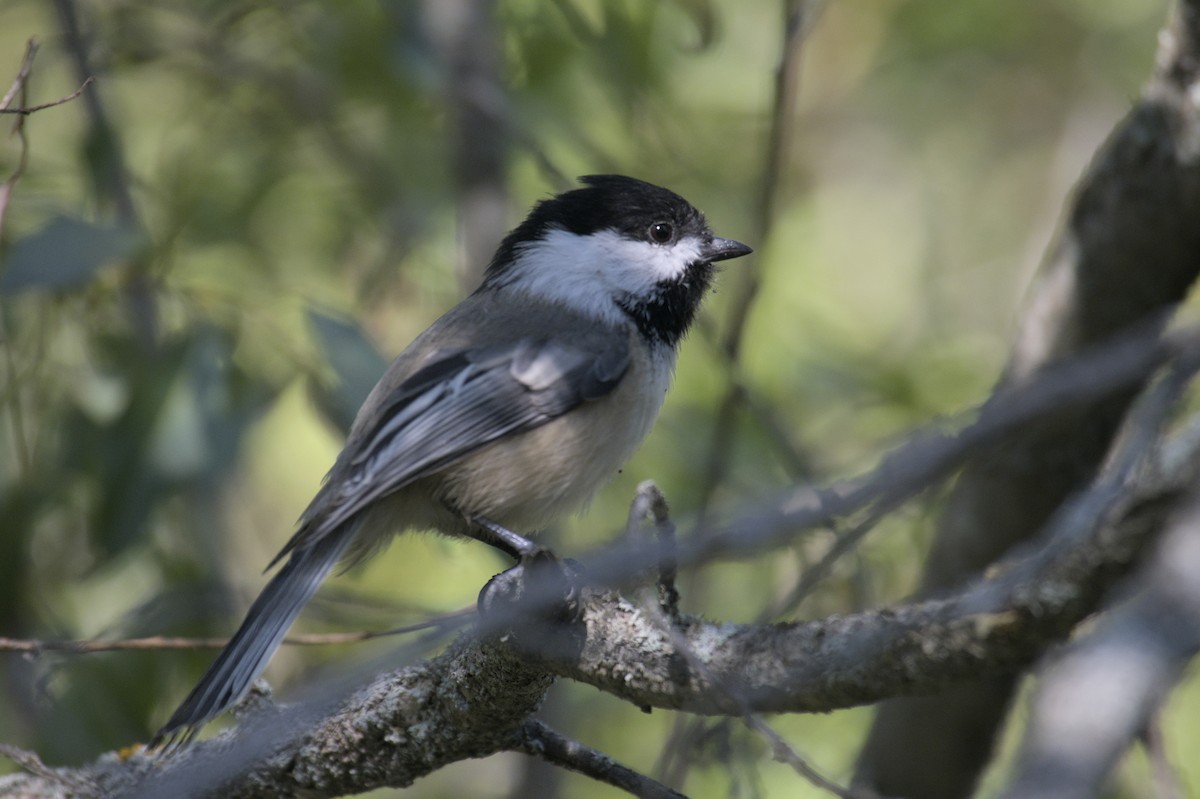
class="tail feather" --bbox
[152,530,352,747]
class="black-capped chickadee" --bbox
[152,174,752,745]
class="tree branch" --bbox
[0,76,93,116]
[998,491,1200,799]
[50,0,158,347]
[857,2,1200,793]
[555,415,1198,715]
[510,720,686,799]
[4,369,1197,797]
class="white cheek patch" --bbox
[588,230,704,284]
[507,227,705,324]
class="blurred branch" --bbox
[732,0,813,346]
[0,608,472,656]
[557,363,1199,715]
[3,333,1196,798]
[0,38,39,116]
[421,0,513,293]
[691,341,820,479]
[0,37,92,475]
[631,515,876,799]
[0,744,95,794]
[0,76,93,116]
[0,38,40,474]
[668,3,819,776]
[856,2,1200,794]
[697,0,816,502]
[754,0,812,233]
[625,481,681,622]
[743,715,879,799]
[998,489,1200,799]
[49,0,133,225]
[511,720,686,799]
[50,0,158,348]
[761,498,892,619]
[668,324,1184,570]
[1143,718,1187,799]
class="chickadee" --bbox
[152,174,752,745]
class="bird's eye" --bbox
[648,222,674,244]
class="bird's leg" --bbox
[467,513,544,560]
[470,515,583,637]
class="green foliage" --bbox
[306,310,391,435]
[0,216,143,295]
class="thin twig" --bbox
[0,38,41,473]
[651,493,680,622]
[0,608,473,655]
[625,482,878,797]
[513,720,688,799]
[0,38,39,112]
[642,590,878,799]
[663,3,819,784]
[693,318,819,479]
[0,75,93,115]
[1141,718,1185,799]
[761,501,894,620]
[0,743,96,792]
[51,0,157,346]
[742,715,886,799]
[651,323,1195,578]
[626,481,681,621]
[0,744,57,781]
[696,0,814,509]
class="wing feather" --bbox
[291,336,629,551]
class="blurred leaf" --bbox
[36,650,163,762]
[671,0,717,49]
[65,336,191,558]
[307,309,388,435]
[0,482,41,630]
[0,216,144,295]
[173,325,279,482]
[62,327,278,560]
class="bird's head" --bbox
[484,175,752,347]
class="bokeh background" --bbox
[0,1,1189,796]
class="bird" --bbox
[151,174,752,746]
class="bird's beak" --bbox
[703,237,754,263]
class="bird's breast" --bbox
[433,344,673,533]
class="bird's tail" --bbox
[151,530,352,748]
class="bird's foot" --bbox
[477,550,586,661]
[477,549,582,618]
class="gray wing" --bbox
[153,336,629,742]
[279,336,629,559]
